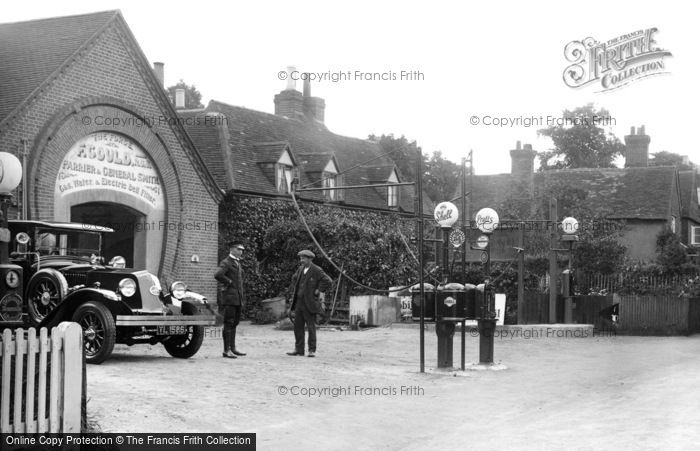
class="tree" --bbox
[537,104,624,170]
[650,151,694,170]
[423,150,461,202]
[369,134,421,181]
[656,229,688,274]
[166,80,204,109]
[372,134,461,202]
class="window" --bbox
[320,158,341,201]
[322,172,337,201]
[387,184,398,208]
[387,169,399,208]
[276,163,294,194]
[692,226,700,245]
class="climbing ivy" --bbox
[218,194,419,312]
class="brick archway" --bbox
[27,97,184,278]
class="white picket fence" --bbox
[0,322,83,433]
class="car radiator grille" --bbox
[63,271,88,287]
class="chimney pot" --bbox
[516,140,521,150]
[640,125,646,135]
[303,78,311,97]
[175,88,186,109]
[153,62,164,88]
[286,66,297,91]
[630,126,636,135]
[523,144,532,151]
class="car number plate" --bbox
[157,325,188,335]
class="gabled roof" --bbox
[297,152,338,174]
[365,165,397,183]
[253,142,295,164]
[184,99,424,212]
[679,171,700,221]
[537,166,677,220]
[178,110,231,190]
[0,11,118,126]
[466,166,679,221]
[0,11,223,202]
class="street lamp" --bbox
[0,152,23,264]
[560,217,579,323]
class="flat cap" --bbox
[298,249,315,258]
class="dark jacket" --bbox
[289,263,332,314]
[214,255,245,306]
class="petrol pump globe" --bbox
[434,201,459,228]
[475,207,499,234]
[562,216,579,234]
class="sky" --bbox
[3,1,697,176]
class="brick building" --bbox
[466,126,700,262]
[0,11,222,301]
[177,74,424,214]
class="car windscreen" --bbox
[36,228,102,257]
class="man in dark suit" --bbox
[287,250,332,358]
[215,241,247,359]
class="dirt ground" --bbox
[86,322,700,450]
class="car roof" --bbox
[8,220,114,233]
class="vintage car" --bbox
[2,220,216,364]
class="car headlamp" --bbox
[109,256,126,268]
[118,278,137,297]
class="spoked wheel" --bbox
[26,269,68,325]
[72,302,116,364]
[163,325,204,358]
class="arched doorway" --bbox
[71,202,146,268]
[53,132,166,275]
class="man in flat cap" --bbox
[215,241,247,358]
[286,250,332,357]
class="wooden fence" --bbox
[573,295,615,330]
[577,273,697,295]
[521,292,564,324]
[519,292,700,335]
[0,322,83,433]
[617,295,700,335]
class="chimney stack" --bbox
[175,88,186,109]
[302,78,326,123]
[624,125,651,167]
[274,65,304,119]
[510,141,537,197]
[153,62,164,88]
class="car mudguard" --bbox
[38,287,131,329]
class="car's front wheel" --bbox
[26,268,68,325]
[72,302,116,364]
[163,325,204,358]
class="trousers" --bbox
[222,305,241,352]
[293,300,316,353]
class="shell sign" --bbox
[434,202,459,228]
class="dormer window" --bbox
[321,159,342,201]
[276,149,295,194]
[387,169,399,208]
[692,226,700,246]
